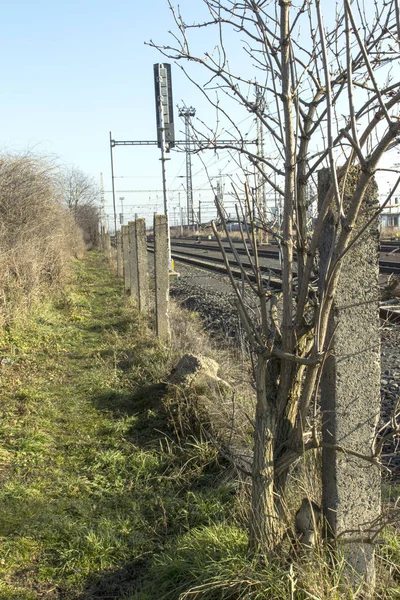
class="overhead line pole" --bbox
[109,131,118,235]
[109,131,122,277]
[108,134,257,250]
[178,106,196,229]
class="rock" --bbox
[169,353,231,392]
[295,498,322,547]
[1,357,14,366]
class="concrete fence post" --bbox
[128,221,138,300]
[102,227,107,252]
[121,225,131,292]
[136,218,149,312]
[99,226,105,251]
[318,168,380,594]
[116,230,123,278]
[104,232,112,262]
[122,225,131,293]
[154,214,170,342]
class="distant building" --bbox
[380,196,400,237]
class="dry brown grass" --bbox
[168,300,256,473]
[0,152,85,324]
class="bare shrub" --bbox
[0,153,85,323]
[75,203,100,248]
[56,166,100,248]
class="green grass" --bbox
[0,253,237,599]
[0,252,398,600]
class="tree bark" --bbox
[249,354,283,553]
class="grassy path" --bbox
[0,253,236,599]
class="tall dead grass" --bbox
[0,153,85,324]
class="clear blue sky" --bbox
[1,1,397,229]
[1,0,249,228]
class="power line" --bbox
[104,188,210,193]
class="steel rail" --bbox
[165,239,400,276]
[147,240,400,322]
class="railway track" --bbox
[380,240,400,254]
[149,238,400,276]
[148,240,284,289]
[147,237,400,321]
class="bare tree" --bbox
[58,166,100,247]
[150,0,400,588]
[60,166,99,215]
[75,203,100,248]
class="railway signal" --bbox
[154,63,175,270]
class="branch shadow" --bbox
[92,381,170,447]
[64,383,171,599]
[71,559,148,600]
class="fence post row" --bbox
[154,214,170,342]
[115,217,162,331]
[318,168,380,590]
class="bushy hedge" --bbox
[0,153,85,323]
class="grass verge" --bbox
[0,252,398,599]
[0,253,237,599]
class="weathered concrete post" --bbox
[122,225,131,293]
[104,232,112,262]
[100,226,105,251]
[318,168,380,594]
[128,221,138,300]
[154,214,170,342]
[116,230,123,278]
[136,218,149,312]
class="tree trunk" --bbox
[249,354,283,553]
